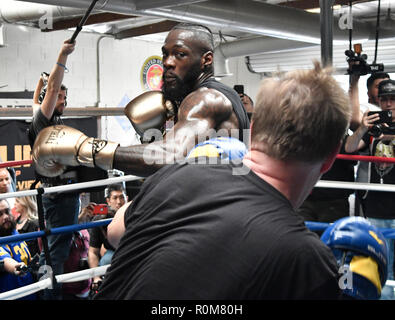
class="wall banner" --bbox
[140,55,163,91]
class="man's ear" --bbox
[320,143,341,174]
[201,51,213,70]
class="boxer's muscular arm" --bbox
[113,87,233,176]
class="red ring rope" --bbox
[0,160,33,168]
[336,154,395,164]
[0,154,394,169]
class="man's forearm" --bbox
[113,142,182,177]
[3,257,19,274]
[345,125,367,153]
[348,76,362,131]
[88,249,101,268]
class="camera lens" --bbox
[369,125,382,138]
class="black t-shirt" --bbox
[361,133,395,219]
[89,215,115,251]
[95,162,340,300]
[29,108,63,147]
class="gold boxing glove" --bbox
[124,90,175,136]
[32,125,119,177]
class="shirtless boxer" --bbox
[31,23,250,178]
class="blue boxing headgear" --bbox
[321,217,388,300]
[187,137,247,161]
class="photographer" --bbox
[345,79,395,300]
[347,48,388,130]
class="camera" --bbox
[368,110,395,137]
[233,85,244,95]
[345,44,384,76]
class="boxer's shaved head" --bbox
[170,23,214,54]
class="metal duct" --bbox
[0,0,89,23]
[13,0,208,14]
[141,0,375,45]
[14,0,137,14]
[214,36,315,77]
[247,38,395,74]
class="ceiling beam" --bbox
[114,20,179,39]
[41,12,136,32]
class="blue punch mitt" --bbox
[321,217,388,300]
[187,137,247,161]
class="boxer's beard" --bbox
[0,219,16,237]
[162,62,202,104]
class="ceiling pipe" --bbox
[14,0,137,14]
[214,36,315,77]
[141,0,374,45]
[13,0,208,15]
[0,0,90,23]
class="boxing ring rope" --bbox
[1,155,395,299]
[0,218,112,245]
[0,160,32,168]
[0,174,142,200]
[1,153,395,170]
[0,265,110,300]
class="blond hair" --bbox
[251,61,351,162]
[15,196,38,220]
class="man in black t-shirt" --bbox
[88,184,128,288]
[29,39,79,300]
[94,63,351,300]
[345,79,395,300]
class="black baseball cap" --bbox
[378,79,395,97]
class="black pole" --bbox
[373,0,381,64]
[35,189,57,289]
[69,0,99,43]
[320,0,335,67]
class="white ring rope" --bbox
[315,180,395,192]
[0,265,110,300]
[0,174,142,200]
[0,177,395,201]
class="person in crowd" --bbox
[0,168,15,209]
[0,199,36,300]
[349,71,390,130]
[62,212,91,300]
[345,79,395,300]
[348,68,390,215]
[14,196,40,257]
[28,38,79,300]
[31,23,250,180]
[240,94,254,120]
[88,184,128,292]
[93,62,351,300]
